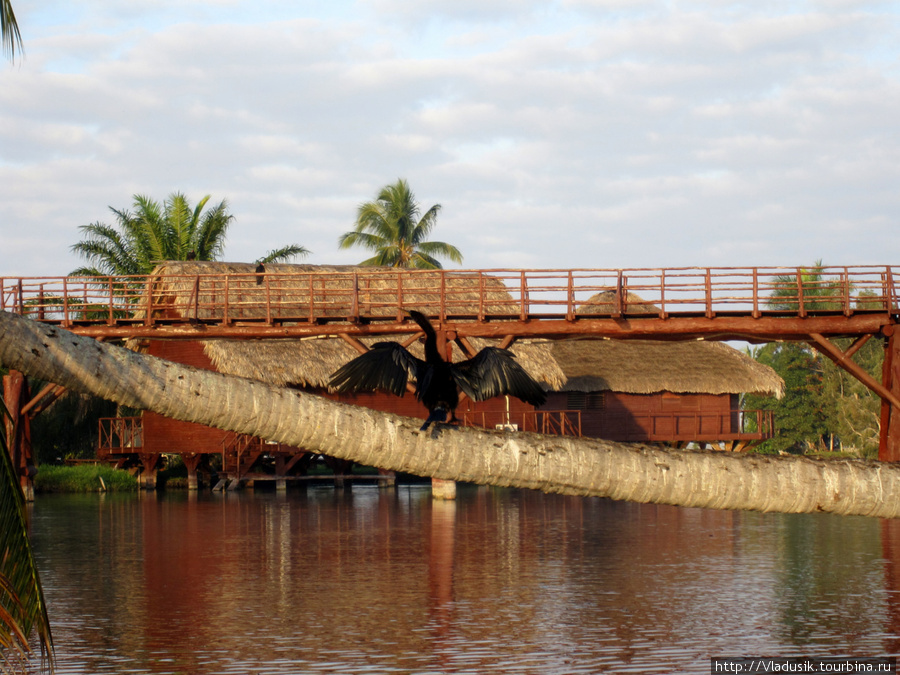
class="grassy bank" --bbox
[34,464,139,493]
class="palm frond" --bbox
[1,0,23,62]
[194,199,231,261]
[0,400,53,672]
[257,245,309,264]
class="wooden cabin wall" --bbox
[542,391,734,442]
[142,341,230,454]
[311,388,536,427]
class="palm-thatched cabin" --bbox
[547,291,785,446]
[100,263,782,487]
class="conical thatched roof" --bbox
[143,261,520,319]
[576,289,659,315]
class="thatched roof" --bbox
[576,289,659,315]
[203,336,566,390]
[550,339,784,397]
[560,289,783,397]
[144,261,520,319]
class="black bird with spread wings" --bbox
[328,310,547,430]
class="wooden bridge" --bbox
[3,264,900,473]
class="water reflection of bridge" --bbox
[3,264,900,493]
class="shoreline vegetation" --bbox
[34,464,138,493]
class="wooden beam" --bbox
[455,335,478,359]
[338,332,369,356]
[21,384,66,418]
[881,331,900,461]
[57,312,894,342]
[808,333,900,410]
[844,334,872,359]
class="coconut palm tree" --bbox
[71,192,309,276]
[3,308,900,519]
[339,179,463,269]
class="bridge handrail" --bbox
[2,265,897,328]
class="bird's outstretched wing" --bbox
[328,342,424,397]
[451,347,547,406]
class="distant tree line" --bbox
[744,262,882,458]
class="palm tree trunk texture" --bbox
[2,310,900,518]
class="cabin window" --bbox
[567,392,605,410]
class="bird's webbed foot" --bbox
[420,407,450,433]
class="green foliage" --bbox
[1,0,22,62]
[30,388,116,465]
[0,402,53,672]
[33,464,138,493]
[746,262,885,458]
[745,343,831,454]
[71,192,309,276]
[818,337,882,458]
[768,260,844,312]
[339,179,463,269]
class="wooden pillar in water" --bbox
[138,453,161,490]
[880,329,900,462]
[2,370,35,501]
[182,453,203,490]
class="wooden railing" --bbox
[460,410,583,436]
[1,266,896,329]
[97,417,143,455]
[602,409,775,443]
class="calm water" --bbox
[26,486,900,674]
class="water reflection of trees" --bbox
[772,514,885,650]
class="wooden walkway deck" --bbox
[1,265,897,342]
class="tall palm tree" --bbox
[4,308,900,519]
[71,192,309,276]
[339,179,463,269]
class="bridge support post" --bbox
[182,453,203,490]
[880,329,900,462]
[2,370,36,501]
[138,453,160,490]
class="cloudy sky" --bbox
[1,0,899,277]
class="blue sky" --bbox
[2,0,899,276]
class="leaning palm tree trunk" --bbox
[3,310,900,518]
